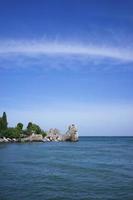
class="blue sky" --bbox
[0,0,133,135]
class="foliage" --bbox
[27,122,32,131]
[0,112,8,131]
[1,127,21,139]
[41,131,47,138]
[0,117,2,131]
[26,122,41,134]
[16,123,23,130]
[0,112,46,139]
[2,112,8,130]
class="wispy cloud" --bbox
[0,39,133,71]
[0,39,133,61]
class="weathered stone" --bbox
[21,137,30,142]
[0,138,4,143]
[21,133,43,142]
[45,128,62,141]
[7,138,12,142]
[3,137,9,142]
[44,124,78,142]
[63,124,78,142]
[29,133,43,141]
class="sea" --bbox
[0,137,133,200]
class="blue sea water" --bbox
[0,137,133,200]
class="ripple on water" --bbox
[0,137,133,200]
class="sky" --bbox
[0,0,133,135]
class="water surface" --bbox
[0,137,133,200]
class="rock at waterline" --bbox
[45,124,78,142]
[21,133,43,142]
[62,124,79,142]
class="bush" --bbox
[16,123,23,130]
[1,127,21,139]
[41,131,47,138]
[26,122,42,134]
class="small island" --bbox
[0,112,79,143]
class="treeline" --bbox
[0,112,47,139]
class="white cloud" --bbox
[0,39,133,62]
[0,39,133,73]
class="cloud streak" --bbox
[0,39,133,62]
[0,39,133,72]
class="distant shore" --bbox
[0,125,79,143]
[0,112,78,143]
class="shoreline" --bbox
[0,124,79,143]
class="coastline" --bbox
[0,124,79,143]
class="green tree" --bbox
[1,127,20,139]
[0,118,3,137]
[26,122,41,134]
[2,112,8,130]
[41,130,47,138]
[27,122,32,131]
[29,123,41,134]
[16,123,23,130]
[0,117,2,131]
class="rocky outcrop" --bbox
[62,124,78,142]
[0,137,18,143]
[0,138,4,143]
[29,133,43,141]
[44,124,78,142]
[44,128,63,141]
[21,133,43,142]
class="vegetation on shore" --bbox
[0,112,47,139]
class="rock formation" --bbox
[44,128,63,141]
[44,124,78,142]
[0,137,18,143]
[62,124,78,142]
[21,133,43,142]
